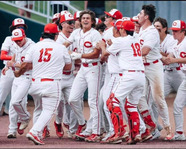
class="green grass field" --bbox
[0,1,116,24]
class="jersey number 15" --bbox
[38,48,53,62]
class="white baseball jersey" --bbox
[14,38,35,75]
[107,36,144,71]
[1,36,16,65]
[173,37,186,73]
[56,32,75,72]
[102,27,114,43]
[68,28,102,63]
[25,38,71,79]
[161,34,179,70]
[139,25,162,62]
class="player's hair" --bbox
[95,22,106,33]
[181,29,186,36]
[79,10,96,28]
[126,30,134,36]
[142,4,156,23]
[153,17,169,34]
[41,32,57,40]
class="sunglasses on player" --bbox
[105,14,112,18]
[66,20,75,25]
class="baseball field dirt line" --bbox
[0,93,186,148]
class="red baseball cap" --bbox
[122,17,131,21]
[74,11,82,20]
[52,13,61,22]
[121,20,135,31]
[112,19,124,30]
[131,15,138,22]
[169,20,186,31]
[9,18,28,32]
[96,18,102,24]
[11,28,25,41]
[60,13,74,23]
[44,23,59,34]
[104,9,123,20]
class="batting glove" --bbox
[70,52,82,60]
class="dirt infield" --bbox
[0,93,186,148]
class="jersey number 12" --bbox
[38,48,53,62]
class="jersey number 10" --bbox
[38,48,53,62]
[131,43,141,57]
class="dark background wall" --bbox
[117,1,186,28]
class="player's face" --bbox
[104,14,113,27]
[172,30,184,41]
[154,21,167,36]
[138,10,146,26]
[81,14,93,30]
[63,20,75,33]
[14,38,26,47]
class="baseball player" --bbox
[6,28,35,138]
[14,23,72,145]
[98,9,123,143]
[54,12,78,139]
[98,20,145,144]
[148,17,184,140]
[64,10,102,142]
[0,18,28,120]
[163,20,186,140]
[137,4,173,141]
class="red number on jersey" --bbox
[38,48,53,62]
[131,43,141,57]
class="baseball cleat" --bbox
[170,133,186,141]
[150,128,161,140]
[17,122,24,135]
[127,134,141,145]
[7,132,16,139]
[85,134,101,142]
[141,128,152,142]
[42,126,50,139]
[54,121,64,138]
[19,118,31,130]
[75,130,91,140]
[100,131,115,144]
[164,126,174,141]
[26,132,45,145]
[75,123,86,137]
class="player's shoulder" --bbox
[3,36,13,43]
[71,28,81,35]
[26,37,35,44]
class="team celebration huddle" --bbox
[1,3,186,146]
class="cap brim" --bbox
[12,36,24,41]
[104,11,112,18]
[169,27,181,31]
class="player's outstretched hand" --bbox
[70,52,82,60]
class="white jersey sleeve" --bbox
[173,37,186,72]
[139,25,162,62]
